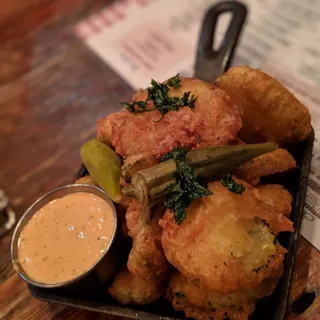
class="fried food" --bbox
[166,269,283,320]
[234,148,296,185]
[258,184,292,217]
[121,154,158,182]
[126,200,170,281]
[89,69,310,318]
[172,301,252,320]
[74,175,96,185]
[160,179,293,293]
[98,77,242,164]
[215,66,311,145]
[108,268,162,305]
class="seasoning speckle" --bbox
[17,192,115,284]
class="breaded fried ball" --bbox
[160,179,292,293]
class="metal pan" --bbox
[195,0,247,81]
[28,1,314,319]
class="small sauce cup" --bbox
[11,184,118,289]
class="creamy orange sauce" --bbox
[18,192,115,284]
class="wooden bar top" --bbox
[0,1,319,319]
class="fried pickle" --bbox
[234,148,296,185]
[258,184,292,217]
[160,179,292,293]
[108,268,162,305]
[126,200,170,281]
[166,269,283,320]
[215,66,311,145]
[98,77,242,163]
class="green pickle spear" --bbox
[80,139,122,203]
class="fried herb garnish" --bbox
[121,75,197,121]
[165,160,212,225]
[220,174,245,194]
[161,146,188,162]
[121,101,147,113]
[165,181,187,225]
[167,74,181,89]
[175,292,185,299]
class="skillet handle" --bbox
[195,1,247,82]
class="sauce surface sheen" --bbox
[18,192,114,284]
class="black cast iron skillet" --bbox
[29,1,315,319]
[195,0,247,81]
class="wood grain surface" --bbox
[0,0,319,319]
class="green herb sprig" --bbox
[160,146,188,162]
[164,152,212,225]
[220,174,245,194]
[121,74,197,121]
[175,292,185,299]
[167,74,181,88]
[121,101,147,113]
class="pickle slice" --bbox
[80,139,122,203]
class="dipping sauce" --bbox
[17,192,115,284]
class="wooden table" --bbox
[0,1,319,319]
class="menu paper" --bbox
[73,0,320,250]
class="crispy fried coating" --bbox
[160,179,292,293]
[172,301,252,320]
[121,154,158,182]
[126,200,170,281]
[108,268,162,305]
[215,66,311,145]
[166,269,283,320]
[125,199,145,238]
[234,148,296,185]
[258,184,292,217]
[74,175,97,185]
[98,77,242,163]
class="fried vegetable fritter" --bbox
[126,200,170,281]
[74,175,97,185]
[171,301,252,320]
[258,184,293,217]
[160,179,292,293]
[234,148,296,185]
[108,268,162,305]
[215,66,311,145]
[167,269,283,320]
[98,77,242,165]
